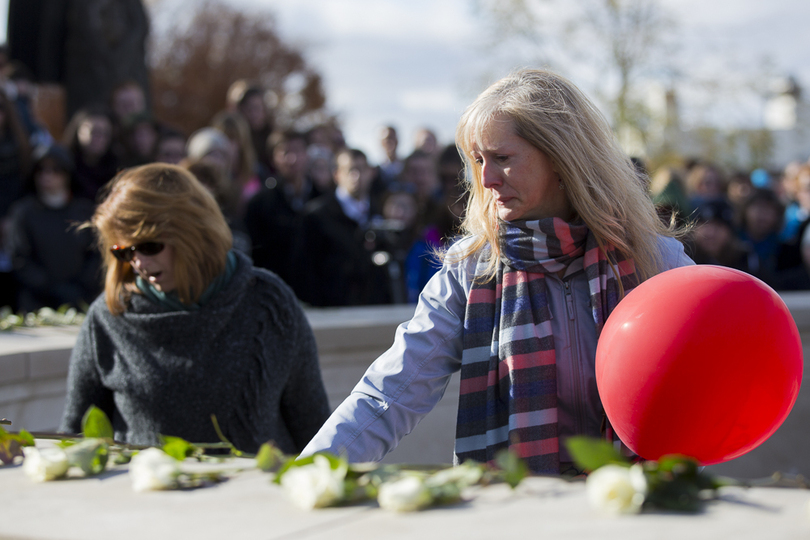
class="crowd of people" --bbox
[1,49,810,315]
[0,54,467,312]
[651,159,810,290]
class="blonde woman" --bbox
[60,164,330,454]
[301,69,693,474]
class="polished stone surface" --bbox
[1,445,809,540]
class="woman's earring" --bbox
[558,179,564,190]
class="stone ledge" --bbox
[2,294,810,469]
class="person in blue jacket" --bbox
[301,69,693,475]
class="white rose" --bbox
[378,475,434,512]
[586,464,646,515]
[65,438,108,476]
[22,447,69,482]
[129,448,180,492]
[281,455,346,510]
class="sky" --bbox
[2,0,810,164]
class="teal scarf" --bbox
[136,251,238,312]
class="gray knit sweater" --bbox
[60,251,330,454]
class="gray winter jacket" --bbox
[60,251,330,454]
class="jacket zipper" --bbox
[563,280,586,436]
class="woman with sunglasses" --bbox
[59,163,330,454]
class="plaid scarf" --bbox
[456,218,638,474]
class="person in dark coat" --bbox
[244,130,317,293]
[296,148,392,307]
[5,144,100,311]
[62,107,120,202]
[59,163,330,454]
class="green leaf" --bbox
[16,430,35,447]
[81,406,113,439]
[65,438,109,476]
[255,442,288,472]
[0,426,36,465]
[113,451,133,465]
[494,449,529,488]
[161,436,195,461]
[0,438,22,465]
[565,436,629,472]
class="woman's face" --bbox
[695,220,732,257]
[34,159,69,196]
[155,137,186,164]
[77,116,112,157]
[383,192,418,226]
[239,94,267,130]
[745,201,781,240]
[471,115,573,222]
[128,243,176,293]
[132,123,158,158]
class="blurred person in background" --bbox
[185,127,233,182]
[118,111,159,168]
[227,81,274,174]
[650,166,690,227]
[4,61,53,148]
[211,110,264,215]
[109,80,147,127]
[62,107,119,202]
[685,162,726,209]
[0,89,32,219]
[413,127,440,161]
[305,144,335,199]
[245,130,315,290]
[153,127,187,165]
[0,88,32,310]
[5,144,100,311]
[738,188,786,286]
[109,81,149,160]
[726,171,754,213]
[689,198,748,270]
[399,149,443,222]
[183,159,251,256]
[295,148,391,306]
[781,163,810,243]
[377,125,403,186]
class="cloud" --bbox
[399,88,459,113]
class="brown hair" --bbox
[91,163,232,314]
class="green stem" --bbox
[209,414,243,457]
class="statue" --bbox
[7,0,151,118]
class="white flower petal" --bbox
[586,465,645,515]
[129,448,180,492]
[22,447,69,482]
[378,476,433,512]
[281,455,345,510]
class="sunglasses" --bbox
[109,242,165,262]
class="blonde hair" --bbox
[211,109,257,186]
[453,68,676,282]
[91,164,233,315]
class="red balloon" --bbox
[596,265,803,465]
